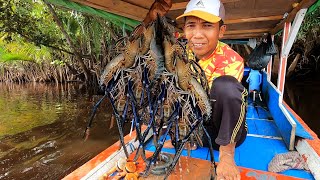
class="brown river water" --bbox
[284,79,320,137]
[0,83,130,180]
[0,80,319,180]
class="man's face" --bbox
[184,16,226,59]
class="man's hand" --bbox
[143,0,172,25]
[217,143,241,180]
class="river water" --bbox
[284,79,320,137]
[0,83,130,180]
[0,81,319,180]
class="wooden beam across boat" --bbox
[171,0,241,10]
[224,15,283,24]
[222,33,265,39]
[224,28,271,35]
[71,0,148,21]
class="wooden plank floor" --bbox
[127,151,304,180]
[128,151,212,180]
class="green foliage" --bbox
[0,54,32,62]
[50,59,66,66]
[0,35,51,64]
[0,0,123,62]
[0,0,66,48]
[297,5,320,41]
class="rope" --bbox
[268,151,309,173]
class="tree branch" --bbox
[44,0,90,81]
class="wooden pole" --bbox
[266,35,274,81]
[277,22,290,97]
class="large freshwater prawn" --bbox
[85,14,217,179]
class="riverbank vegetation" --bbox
[285,3,320,79]
[0,0,127,89]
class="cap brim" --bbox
[176,10,221,23]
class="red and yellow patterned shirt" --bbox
[197,41,244,89]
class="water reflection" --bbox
[284,80,320,137]
[0,83,129,180]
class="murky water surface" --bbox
[284,79,320,137]
[0,83,129,180]
[0,80,319,180]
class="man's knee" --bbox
[210,75,244,100]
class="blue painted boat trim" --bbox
[284,106,313,140]
[261,72,313,141]
[261,72,295,149]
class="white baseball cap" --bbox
[176,0,225,23]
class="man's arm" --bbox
[142,0,172,26]
[131,0,171,40]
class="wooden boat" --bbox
[63,68,320,180]
[49,0,320,179]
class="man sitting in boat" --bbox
[143,0,248,179]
